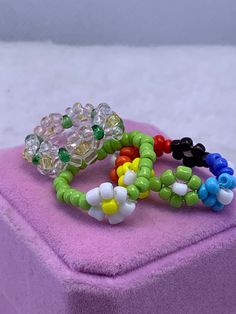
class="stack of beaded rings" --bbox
[110,134,236,212]
[53,131,156,224]
[23,102,124,177]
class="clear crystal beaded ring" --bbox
[23,103,125,177]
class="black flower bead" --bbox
[180,137,193,151]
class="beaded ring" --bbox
[23,103,124,177]
[53,131,156,224]
[110,134,236,211]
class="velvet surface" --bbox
[0,120,236,278]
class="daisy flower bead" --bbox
[86,182,136,224]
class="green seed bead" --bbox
[58,148,71,163]
[176,166,192,182]
[187,175,202,190]
[135,177,150,192]
[79,193,90,210]
[150,176,162,192]
[64,189,74,204]
[127,184,140,200]
[138,166,151,179]
[59,170,73,182]
[32,154,40,165]
[53,177,66,187]
[62,115,73,129]
[141,135,154,145]
[80,160,87,170]
[140,150,156,162]
[97,148,107,160]
[160,169,176,186]
[55,182,69,191]
[92,125,105,140]
[67,165,79,176]
[110,139,122,151]
[159,187,172,200]
[170,194,183,208]
[121,133,131,146]
[70,191,82,206]
[140,143,153,153]
[184,191,200,206]
[103,140,114,154]
[129,130,141,142]
[57,188,67,202]
[139,158,153,169]
[132,133,143,148]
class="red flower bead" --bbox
[163,139,172,154]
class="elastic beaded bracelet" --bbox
[23,102,124,177]
[110,134,236,211]
[53,131,156,224]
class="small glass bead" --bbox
[58,148,71,163]
[62,115,73,129]
[92,125,105,140]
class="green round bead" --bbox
[150,176,162,192]
[103,140,114,154]
[53,177,68,188]
[140,135,154,145]
[32,154,40,165]
[59,170,73,182]
[62,115,73,129]
[129,130,141,142]
[92,125,105,140]
[140,143,153,153]
[184,191,200,206]
[57,188,67,202]
[132,133,143,148]
[121,133,131,146]
[140,150,156,162]
[127,184,140,200]
[139,158,153,169]
[170,194,183,208]
[64,189,74,204]
[58,148,71,163]
[67,165,79,176]
[79,193,90,210]
[135,177,150,192]
[138,166,151,179]
[160,169,176,186]
[176,166,192,182]
[187,175,202,190]
[110,139,122,151]
[70,191,82,207]
[97,148,107,160]
[159,187,172,200]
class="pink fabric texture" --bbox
[0,120,236,314]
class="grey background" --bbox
[0,0,236,45]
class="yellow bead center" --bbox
[101,199,119,215]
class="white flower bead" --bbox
[99,182,114,199]
[119,200,136,217]
[123,170,137,186]
[172,182,188,196]
[217,188,234,205]
[108,212,124,225]
[114,186,127,203]
[88,207,105,221]
[86,187,101,206]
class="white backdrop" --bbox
[0,0,236,45]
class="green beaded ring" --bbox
[53,131,156,224]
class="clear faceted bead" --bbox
[65,107,74,118]
[76,141,93,156]
[49,113,62,123]
[84,151,97,165]
[69,154,83,167]
[40,116,51,128]
[92,114,105,126]
[34,125,44,137]
[72,102,82,113]
[106,113,121,128]
[39,155,53,172]
[97,103,112,116]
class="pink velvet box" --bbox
[1,120,236,314]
